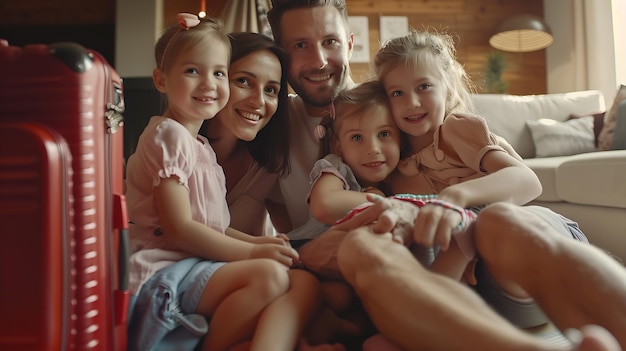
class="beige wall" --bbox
[115,0,163,77]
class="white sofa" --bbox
[471,91,626,262]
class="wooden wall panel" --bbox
[347,0,547,95]
[345,0,466,14]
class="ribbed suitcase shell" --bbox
[0,40,128,351]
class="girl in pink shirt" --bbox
[125,14,321,351]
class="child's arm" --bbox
[411,150,540,252]
[435,115,542,208]
[437,150,541,208]
[309,172,371,225]
[155,177,298,267]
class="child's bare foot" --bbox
[567,325,621,351]
[297,338,346,351]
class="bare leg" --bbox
[331,196,621,350]
[474,203,626,349]
[336,226,599,351]
[302,280,362,342]
[251,269,322,351]
[429,239,473,281]
[320,280,354,313]
[197,259,290,351]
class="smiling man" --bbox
[267,0,356,233]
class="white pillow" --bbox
[526,117,596,157]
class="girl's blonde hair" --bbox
[374,29,476,117]
[318,80,390,157]
[154,17,231,72]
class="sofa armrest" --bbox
[611,100,626,150]
[555,150,626,208]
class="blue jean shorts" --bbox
[127,257,226,351]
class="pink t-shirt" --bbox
[125,116,230,294]
[393,114,509,195]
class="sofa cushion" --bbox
[525,151,626,207]
[598,84,626,151]
[472,91,605,158]
[526,117,596,157]
[523,156,570,201]
[555,150,626,208]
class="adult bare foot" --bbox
[568,325,621,351]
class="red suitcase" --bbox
[0,40,129,351]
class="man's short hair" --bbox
[267,0,349,44]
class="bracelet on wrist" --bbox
[424,199,478,258]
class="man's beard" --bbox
[299,85,336,108]
[293,68,350,108]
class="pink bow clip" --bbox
[177,13,200,30]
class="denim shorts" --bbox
[127,257,226,351]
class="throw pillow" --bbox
[598,84,626,150]
[526,117,596,157]
[570,112,605,147]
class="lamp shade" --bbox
[489,14,553,52]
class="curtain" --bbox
[546,0,616,101]
[574,0,616,100]
[221,0,273,37]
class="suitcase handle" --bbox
[113,194,129,290]
[113,194,130,325]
